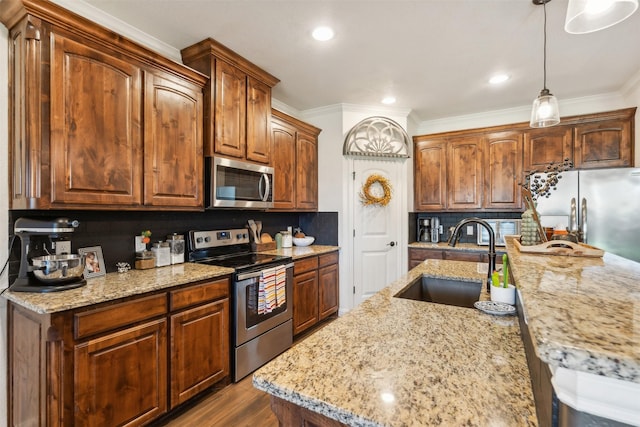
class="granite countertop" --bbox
[260,244,340,259]
[505,237,640,383]
[253,259,537,426]
[409,241,508,252]
[2,263,233,314]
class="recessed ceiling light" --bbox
[381,96,396,105]
[312,26,334,41]
[489,74,511,85]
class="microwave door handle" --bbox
[259,173,271,202]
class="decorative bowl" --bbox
[293,236,315,247]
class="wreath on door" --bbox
[359,174,392,206]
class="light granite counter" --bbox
[260,244,339,259]
[505,237,640,384]
[2,262,233,314]
[253,259,537,426]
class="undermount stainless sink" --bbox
[394,276,482,308]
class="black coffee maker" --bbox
[10,217,87,293]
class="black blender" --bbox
[9,217,87,293]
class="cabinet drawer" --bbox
[74,294,167,340]
[318,251,338,268]
[294,256,318,275]
[170,278,230,311]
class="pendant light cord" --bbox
[542,0,548,91]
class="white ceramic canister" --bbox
[151,241,171,267]
[281,231,292,248]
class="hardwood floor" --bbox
[156,375,278,427]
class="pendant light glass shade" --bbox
[530,0,560,128]
[565,0,638,34]
[530,89,560,128]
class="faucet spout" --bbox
[448,217,496,292]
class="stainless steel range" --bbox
[188,228,293,382]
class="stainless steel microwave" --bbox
[477,219,521,246]
[208,157,274,209]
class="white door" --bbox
[352,159,403,306]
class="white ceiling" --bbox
[75,0,640,122]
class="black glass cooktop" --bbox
[196,253,291,270]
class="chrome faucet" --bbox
[447,217,496,292]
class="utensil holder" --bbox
[491,284,516,305]
[251,241,276,252]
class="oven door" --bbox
[234,262,293,346]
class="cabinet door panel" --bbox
[484,132,523,209]
[414,139,447,211]
[50,34,143,206]
[573,120,632,169]
[74,319,167,427]
[144,71,203,208]
[170,299,230,407]
[271,118,297,209]
[214,59,246,158]
[293,270,318,335]
[246,77,272,164]
[523,126,573,173]
[318,263,339,320]
[295,130,318,210]
[447,137,482,210]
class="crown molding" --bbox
[49,0,181,62]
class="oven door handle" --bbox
[236,262,294,281]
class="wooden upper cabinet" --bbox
[523,125,573,173]
[484,131,523,209]
[296,130,319,210]
[144,71,204,208]
[414,138,447,211]
[181,38,280,163]
[246,77,273,164]
[50,33,144,207]
[214,59,247,158]
[573,118,633,169]
[447,136,483,210]
[4,2,207,210]
[271,109,321,211]
[271,116,297,210]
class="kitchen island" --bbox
[253,259,537,426]
[254,238,640,426]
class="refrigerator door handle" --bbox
[580,198,587,243]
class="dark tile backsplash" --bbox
[410,211,523,244]
[8,210,339,279]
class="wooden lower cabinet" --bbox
[74,319,168,426]
[170,298,230,407]
[7,277,231,426]
[293,251,339,336]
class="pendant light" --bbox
[530,0,560,128]
[565,0,638,34]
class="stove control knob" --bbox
[204,236,211,243]
[196,237,203,244]
[236,233,243,240]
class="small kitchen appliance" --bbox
[417,217,441,243]
[188,228,293,382]
[10,217,86,293]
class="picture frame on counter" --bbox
[78,246,106,279]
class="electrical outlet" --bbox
[466,225,474,236]
[55,240,72,255]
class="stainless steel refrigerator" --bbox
[535,168,640,263]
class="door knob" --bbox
[387,241,396,247]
